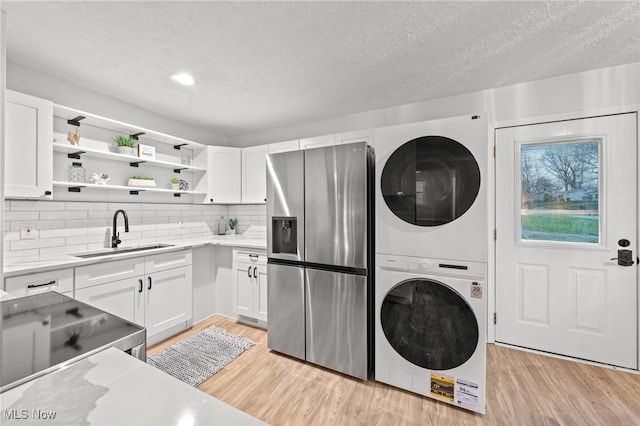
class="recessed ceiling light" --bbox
[171,73,195,86]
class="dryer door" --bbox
[381,136,480,226]
[380,278,479,370]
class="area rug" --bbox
[147,326,255,387]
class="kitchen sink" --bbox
[72,243,175,258]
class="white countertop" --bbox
[0,347,265,425]
[3,236,266,278]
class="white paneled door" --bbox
[495,113,638,369]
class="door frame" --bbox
[488,104,640,366]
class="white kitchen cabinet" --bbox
[75,276,145,324]
[268,139,299,154]
[300,134,335,150]
[74,250,193,340]
[206,146,242,204]
[4,268,73,297]
[232,249,267,323]
[242,145,268,204]
[145,265,193,336]
[335,128,374,145]
[4,90,53,199]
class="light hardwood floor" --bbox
[148,316,640,425]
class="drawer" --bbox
[144,250,192,274]
[233,249,267,265]
[76,258,145,290]
[5,268,74,297]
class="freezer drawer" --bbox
[267,263,305,360]
[305,268,368,379]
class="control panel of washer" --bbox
[376,253,486,279]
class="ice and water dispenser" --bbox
[272,217,297,254]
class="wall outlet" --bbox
[20,223,37,240]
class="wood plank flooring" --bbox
[148,316,640,425]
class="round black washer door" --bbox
[381,278,479,370]
[381,136,481,226]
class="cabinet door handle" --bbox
[27,280,57,289]
[249,254,259,259]
[139,279,143,293]
[248,266,252,278]
[148,276,152,290]
[253,266,258,279]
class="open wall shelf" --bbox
[53,143,207,173]
[52,181,206,196]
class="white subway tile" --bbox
[66,202,108,211]
[40,244,89,255]
[66,234,109,245]
[4,249,40,260]
[88,211,114,219]
[40,228,87,238]
[5,211,40,221]
[41,210,87,220]
[3,231,21,241]
[87,226,110,235]
[11,238,65,250]
[71,219,110,228]
[108,203,142,211]
[10,201,66,211]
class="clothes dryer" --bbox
[375,253,487,414]
[375,115,488,262]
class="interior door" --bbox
[495,113,638,369]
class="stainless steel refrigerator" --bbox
[266,142,374,380]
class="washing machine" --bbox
[375,114,488,262]
[375,253,487,414]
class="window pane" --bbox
[520,140,600,244]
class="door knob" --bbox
[611,249,634,266]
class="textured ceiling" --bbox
[3,1,639,137]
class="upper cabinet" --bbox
[4,90,53,199]
[268,139,299,154]
[300,134,335,150]
[335,128,374,145]
[242,145,269,204]
[206,146,242,204]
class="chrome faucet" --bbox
[111,209,129,248]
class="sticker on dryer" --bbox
[470,281,483,299]
[455,378,480,411]
[430,374,454,402]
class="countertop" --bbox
[0,347,265,425]
[3,236,267,278]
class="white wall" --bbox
[6,61,228,147]
[230,62,640,146]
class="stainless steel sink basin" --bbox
[73,244,175,258]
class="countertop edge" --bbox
[3,238,266,278]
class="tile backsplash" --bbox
[3,201,267,261]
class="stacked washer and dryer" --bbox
[374,115,488,414]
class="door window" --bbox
[519,139,601,244]
[381,136,481,226]
[380,279,479,370]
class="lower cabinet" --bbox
[75,276,144,324]
[75,250,193,340]
[4,268,74,297]
[232,249,267,323]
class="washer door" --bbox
[381,278,479,370]
[381,136,481,226]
